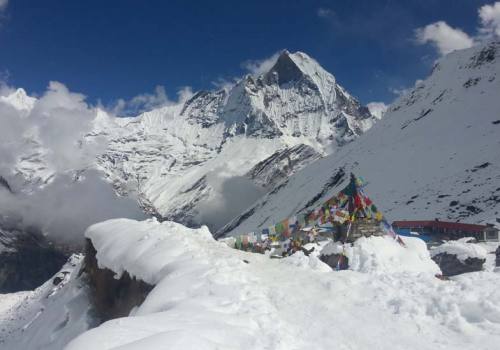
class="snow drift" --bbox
[431,238,489,262]
[65,218,500,350]
[321,236,441,275]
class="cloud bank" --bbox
[0,82,146,247]
[0,171,147,247]
[196,170,266,232]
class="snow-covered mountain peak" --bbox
[218,40,500,238]
[264,50,334,84]
[269,50,337,93]
[0,88,36,112]
[2,50,377,231]
[90,50,377,228]
[263,50,311,85]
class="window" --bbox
[486,230,498,240]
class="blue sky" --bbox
[0,0,498,110]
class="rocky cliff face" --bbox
[245,144,322,190]
[0,226,69,293]
[82,239,153,322]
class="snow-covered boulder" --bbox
[320,235,441,275]
[430,238,487,276]
[82,238,154,322]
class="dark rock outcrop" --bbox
[432,253,485,276]
[496,246,500,267]
[0,227,69,293]
[82,239,153,322]
[246,144,322,190]
[319,253,349,270]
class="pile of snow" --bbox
[85,218,214,285]
[66,218,500,350]
[431,238,488,261]
[322,236,441,275]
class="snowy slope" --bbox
[65,218,500,350]
[90,50,375,228]
[218,41,500,238]
[0,255,92,350]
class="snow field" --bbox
[0,255,91,350]
[67,218,500,350]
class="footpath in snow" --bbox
[66,218,500,350]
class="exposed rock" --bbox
[0,226,69,293]
[82,239,153,322]
[0,175,13,193]
[319,253,349,270]
[246,144,322,190]
[431,252,485,276]
[496,245,500,267]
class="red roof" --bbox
[392,220,486,233]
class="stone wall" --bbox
[348,220,384,241]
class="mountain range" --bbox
[217,41,500,238]
[2,42,500,240]
[4,50,377,232]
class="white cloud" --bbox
[415,21,474,56]
[389,86,410,97]
[0,81,106,174]
[317,7,335,19]
[109,85,193,116]
[415,2,500,57]
[0,170,146,246]
[0,83,146,246]
[389,79,424,98]
[34,81,106,172]
[367,102,388,120]
[479,2,500,37]
[241,52,281,76]
[0,0,8,11]
[211,77,237,92]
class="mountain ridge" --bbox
[217,40,500,238]
[2,50,377,231]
